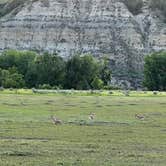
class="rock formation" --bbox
[0,0,166,88]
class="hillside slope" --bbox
[0,0,166,88]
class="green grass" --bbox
[0,91,166,166]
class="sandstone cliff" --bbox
[0,0,166,88]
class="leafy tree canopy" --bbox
[144,51,166,91]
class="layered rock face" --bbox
[0,0,166,88]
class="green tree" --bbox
[0,50,36,75]
[144,51,166,91]
[65,55,99,90]
[91,76,104,90]
[99,57,112,86]
[0,67,25,88]
[15,51,36,75]
[35,53,66,87]
[24,61,38,88]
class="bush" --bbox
[91,77,104,90]
[144,51,166,91]
[123,0,143,15]
[0,67,25,88]
[0,50,36,75]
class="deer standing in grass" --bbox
[135,114,145,120]
[51,116,62,125]
[89,113,95,120]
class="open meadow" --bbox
[0,90,166,166]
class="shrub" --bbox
[0,50,36,75]
[91,77,104,90]
[0,67,25,88]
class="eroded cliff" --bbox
[0,0,166,88]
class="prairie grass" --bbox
[0,91,166,165]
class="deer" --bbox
[51,116,63,125]
[135,114,145,120]
[89,113,96,120]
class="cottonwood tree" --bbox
[144,51,166,91]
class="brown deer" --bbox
[135,114,145,120]
[51,116,62,125]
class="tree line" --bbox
[0,50,165,91]
[0,50,111,90]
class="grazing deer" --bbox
[135,114,145,120]
[89,113,95,120]
[51,116,62,125]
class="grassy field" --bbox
[0,90,166,166]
